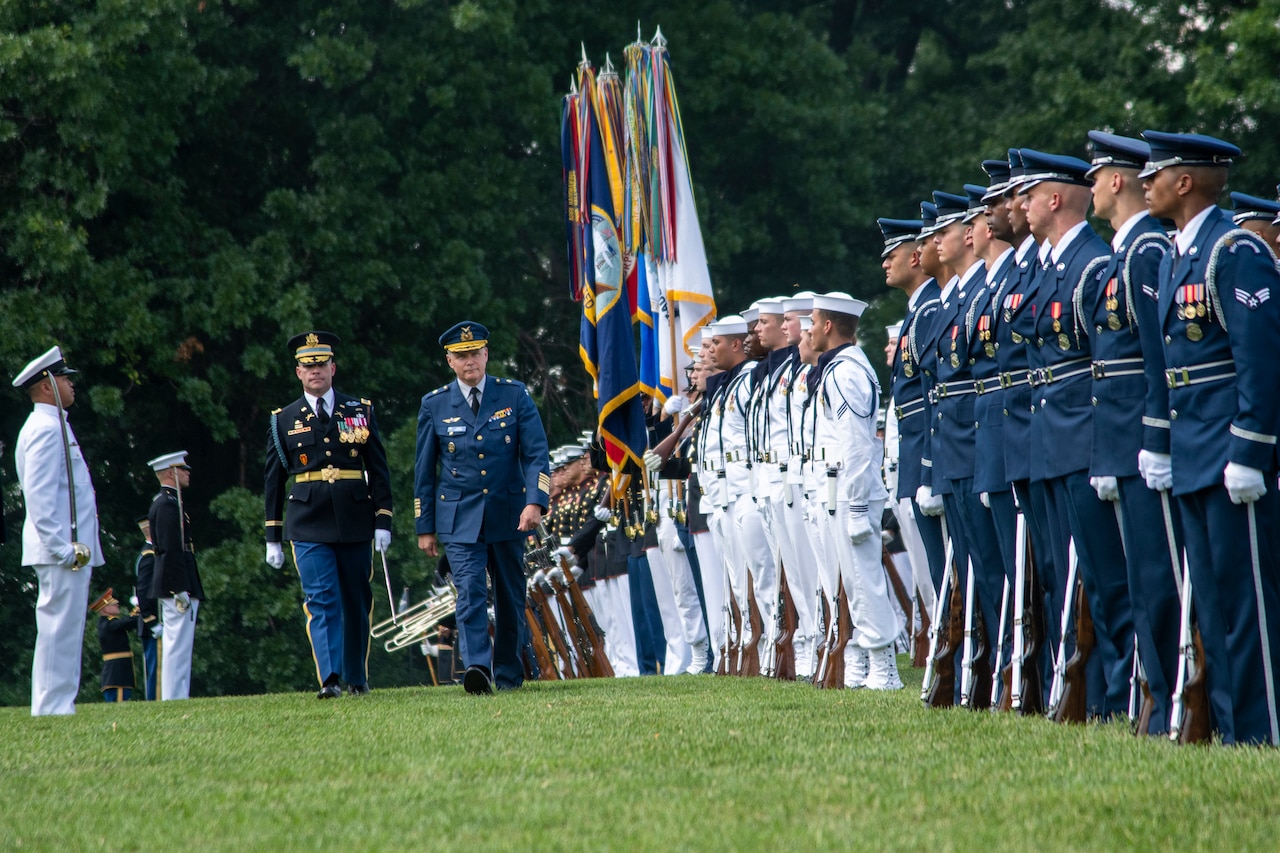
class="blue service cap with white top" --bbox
[877,218,924,257]
[12,345,77,389]
[1137,130,1239,179]
[919,201,939,235]
[963,184,989,223]
[981,159,1013,202]
[812,291,869,318]
[1085,131,1149,178]
[1229,192,1280,226]
[1017,149,1092,193]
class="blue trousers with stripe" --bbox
[293,541,374,688]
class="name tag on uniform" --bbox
[447,426,467,435]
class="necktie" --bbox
[469,386,480,416]
[317,397,329,426]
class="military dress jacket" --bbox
[97,614,137,690]
[1158,208,1280,495]
[993,238,1042,484]
[966,249,1017,494]
[1023,224,1111,481]
[149,486,205,600]
[414,376,550,544]
[890,278,941,501]
[265,391,393,544]
[134,542,159,636]
[1078,216,1171,478]
[926,262,988,486]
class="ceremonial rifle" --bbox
[1051,563,1093,725]
[738,577,764,678]
[524,594,560,680]
[820,580,853,690]
[770,565,798,681]
[1169,551,1210,744]
[920,534,955,703]
[924,563,963,708]
[991,577,1010,712]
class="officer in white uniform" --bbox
[13,346,104,716]
[810,293,903,690]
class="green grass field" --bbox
[3,660,1277,852]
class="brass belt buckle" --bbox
[321,465,340,484]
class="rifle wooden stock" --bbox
[740,579,763,678]
[549,575,607,679]
[812,592,832,685]
[772,566,797,681]
[913,592,931,669]
[1135,675,1155,736]
[926,568,964,708]
[967,588,994,710]
[557,559,614,678]
[524,602,558,681]
[821,582,853,690]
[1052,577,1093,724]
[529,584,576,680]
[1178,627,1212,745]
[881,545,915,646]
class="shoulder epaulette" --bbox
[425,385,448,398]
[271,407,282,415]
[141,548,155,557]
[361,397,372,405]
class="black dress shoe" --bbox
[347,683,371,697]
[463,666,493,695]
[317,683,342,699]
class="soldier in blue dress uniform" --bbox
[1228,191,1280,248]
[415,321,551,695]
[881,215,945,593]
[1082,130,1181,734]
[132,514,160,700]
[1014,149,1134,718]
[1142,130,1280,745]
[264,331,394,699]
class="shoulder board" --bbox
[361,397,372,406]
[498,377,515,385]
[271,407,282,415]
[425,385,448,398]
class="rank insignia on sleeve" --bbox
[1234,287,1271,309]
[414,498,422,518]
[538,473,551,492]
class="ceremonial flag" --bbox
[574,58,647,475]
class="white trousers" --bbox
[731,494,777,631]
[160,597,199,700]
[600,575,639,677]
[656,515,709,646]
[692,529,725,669]
[820,499,900,650]
[31,563,92,716]
[895,497,937,616]
[645,544,692,675]
[768,493,821,677]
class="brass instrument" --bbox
[372,584,456,653]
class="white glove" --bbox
[552,546,577,566]
[374,529,392,553]
[1090,475,1120,502]
[880,529,894,544]
[175,591,192,613]
[570,565,584,580]
[643,450,663,472]
[1225,461,1267,504]
[593,505,612,522]
[915,485,944,517]
[847,512,874,545]
[266,542,285,569]
[662,395,688,416]
[129,595,139,607]
[979,492,990,509]
[151,624,163,639]
[1138,450,1172,492]
[54,542,76,569]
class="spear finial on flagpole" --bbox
[637,21,642,43]
[604,52,616,76]
[652,26,667,48]
[580,42,590,69]
[570,76,578,96]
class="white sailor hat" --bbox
[812,292,869,318]
[148,451,190,472]
[741,304,761,324]
[708,315,749,336]
[885,322,903,338]
[781,291,815,314]
[798,315,813,331]
[12,345,77,390]
[755,297,786,316]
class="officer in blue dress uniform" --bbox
[1142,130,1280,745]
[1015,149,1134,718]
[415,321,551,695]
[881,215,945,592]
[1082,130,1181,734]
[264,331,394,698]
[923,188,1004,703]
[967,165,1019,663]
